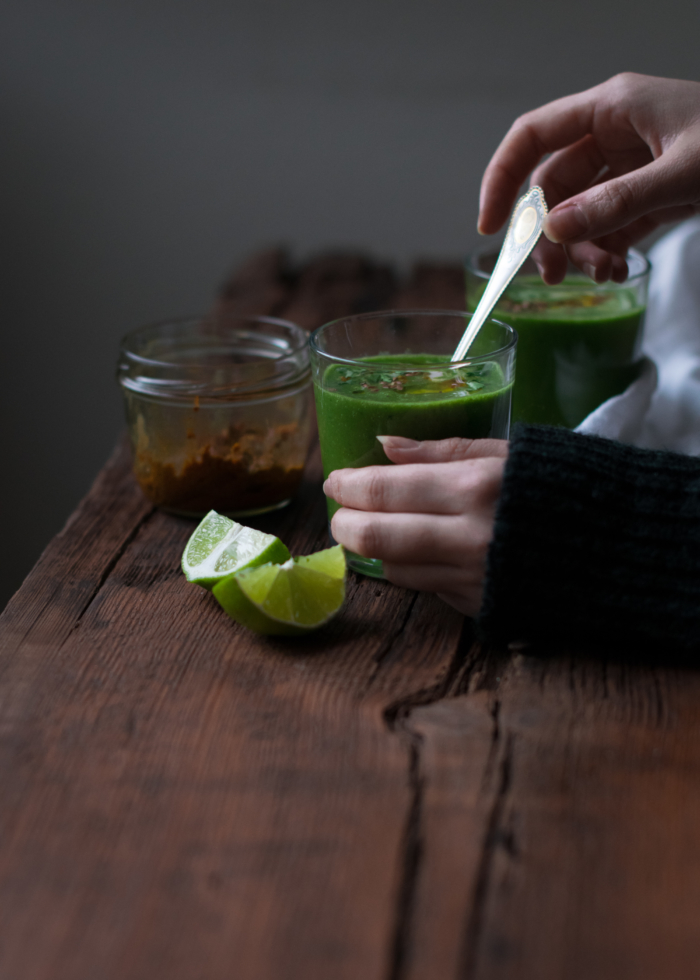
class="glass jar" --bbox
[117,314,312,517]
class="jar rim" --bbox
[465,245,651,284]
[118,313,311,400]
[309,308,517,366]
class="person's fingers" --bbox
[533,137,653,214]
[480,74,700,238]
[530,141,620,282]
[532,236,628,284]
[330,509,492,565]
[564,241,616,282]
[323,457,504,515]
[581,208,698,283]
[593,207,697,256]
[376,435,509,464]
[543,146,700,245]
[531,135,606,209]
[531,237,569,285]
[478,88,599,234]
[569,164,675,265]
[484,124,635,283]
[324,464,456,514]
[610,254,631,284]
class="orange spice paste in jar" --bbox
[132,420,307,516]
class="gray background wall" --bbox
[2,0,699,610]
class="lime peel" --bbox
[212,544,346,635]
[181,510,290,590]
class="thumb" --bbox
[544,149,699,245]
[377,435,508,463]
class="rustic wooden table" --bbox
[2,252,700,980]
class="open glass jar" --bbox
[117,314,312,517]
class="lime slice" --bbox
[212,545,346,635]
[182,510,290,589]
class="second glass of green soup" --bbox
[466,247,650,427]
[309,310,516,578]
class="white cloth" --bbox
[574,216,700,454]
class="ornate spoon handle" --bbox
[451,186,548,362]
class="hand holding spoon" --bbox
[452,186,548,362]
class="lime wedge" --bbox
[182,510,290,589]
[212,545,346,635]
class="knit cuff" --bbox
[479,425,700,651]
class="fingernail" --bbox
[583,263,597,282]
[376,435,420,448]
[535,261,545,278]
[543,203,588,243]
[611,257,629,283]
[323,480,341,505]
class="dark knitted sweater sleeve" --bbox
[479,424,700,651]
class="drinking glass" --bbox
[309,309,516,577]
[466,248,650,427]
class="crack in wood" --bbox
[363,593,421,695]
[382,618,475,728]
[4,579,65,653]
[478,699,502,794]
[381,620,483,979]
[461,723,516,979]
[386,736,424,980]
[451,642,510,698]
[383,672,516,980]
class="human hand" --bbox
[478,73,700,284]
[323,435,508,617]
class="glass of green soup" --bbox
[309,309,516,577]
[466,247,650,427]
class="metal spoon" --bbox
[451,185,548,362]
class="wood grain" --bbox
[0,431,466,980]
[392,261,466,312]
[2,251,700,979]
[398,651,700,980]
[215,247,293,317]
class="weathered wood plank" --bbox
[0,443,466,980]
[397,692,496,980]
[400,652,700,980]
[0,438,152,660]
[5,250,699,980]
[392,262,466,312]
[280,253,396,330]
[0,253,467,980]
[215,246,293,317]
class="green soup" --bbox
[468,277,645,427]
[314,354,512,519]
